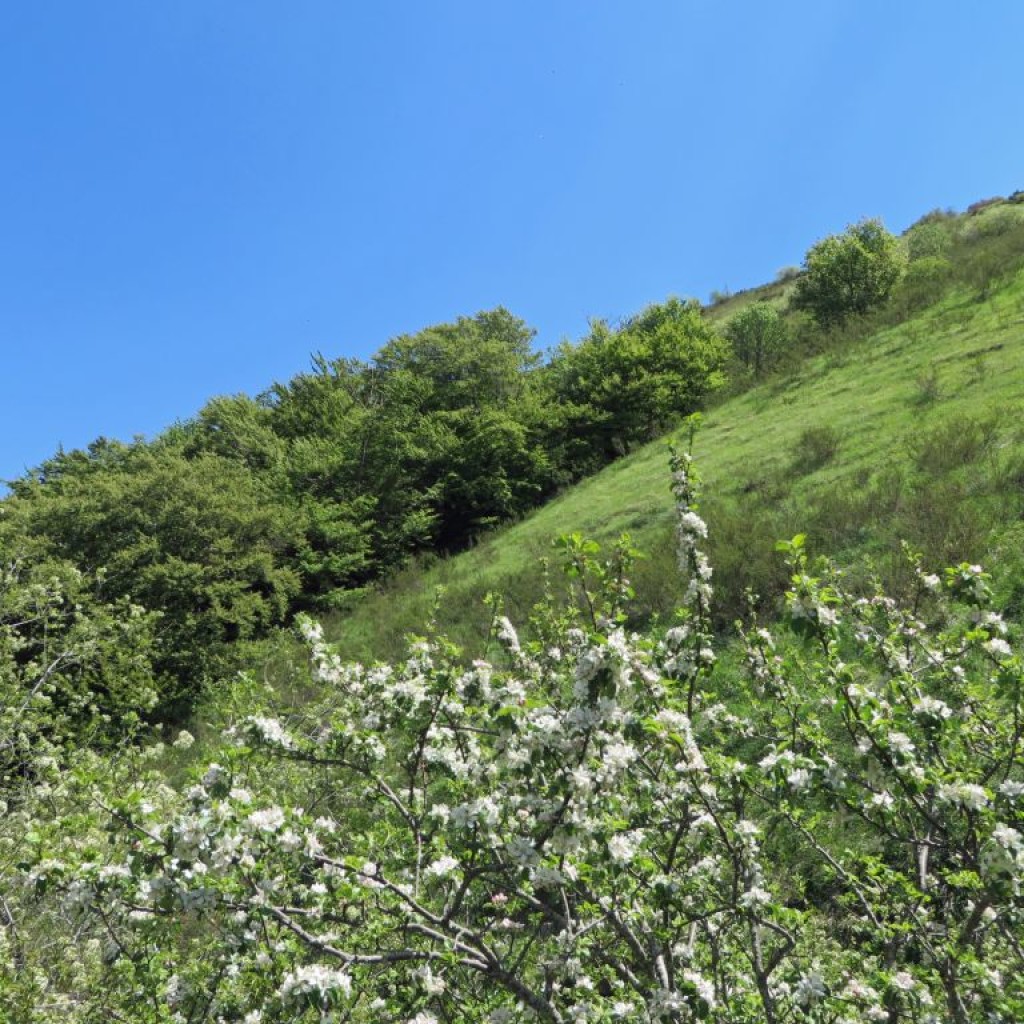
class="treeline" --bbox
[0,298,728,721]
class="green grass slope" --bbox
[331,255,1024,663]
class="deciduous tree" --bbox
[724,301,788,376]
[792,218,907,327]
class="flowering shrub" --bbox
[4,442,1023,1022]
[0,551,160,779]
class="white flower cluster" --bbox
[912,695,952,721]
[981,823,1024,884]
[670,449,713,612]
[424,855,459,879]
[936,782,989,811]
[277,964,351,1006]
[606,830,643,864]
[243,715,296,750]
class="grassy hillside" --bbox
[333,254,1024,660]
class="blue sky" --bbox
[2,2,1023,482]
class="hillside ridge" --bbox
[334,204,1024,659]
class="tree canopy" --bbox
[724,301,788,376]
[545,297,729,468]
[0,302,729,721]
[792,218,907,327]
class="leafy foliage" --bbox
[1,303,730,721]
[724,301,788,376]
[0,545,160,768]
[545,298,729,469]
[792,218,907,327]
[3,441,302,715]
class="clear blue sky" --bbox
[3,1,1023,482]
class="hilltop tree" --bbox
[372,307,539,412]
[792,218,907,327]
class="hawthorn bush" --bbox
[3,444,1022,1022]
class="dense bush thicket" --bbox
[0,302,728,719]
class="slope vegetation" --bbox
[335,254,1024,659]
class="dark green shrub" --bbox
[906,415,1000,475]
[790,424,842,475]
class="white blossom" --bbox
[677,510,708,539]
[607,831,643,863]
[278,964,352,1005]
[887,732,915,756]
[424,855,460,879]
[739,885,772,909]
[247,806,286,833]
[937,782,989,811]
[201,763,227,788]
[912,696,951,721]
[416,966,446,995]
[985,637,1012,658]
[795,970,827,1005]
[245,716,295,750]
[890,970,916,992]
[173,730,195,750]
[682,969,715,1007]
